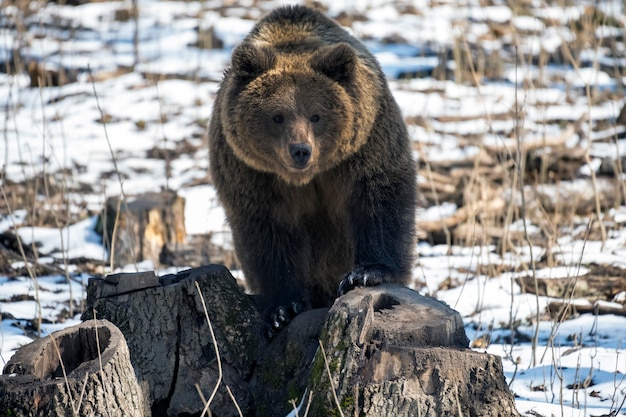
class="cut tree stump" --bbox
[82,264,263,417]
[96,191,186,269]
[0,319,145,417]
[306,285,520,417]
[0,265,521,416]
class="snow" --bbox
[533,5,582,25]
[421,202,458,222]
[16,216,106,261]
[513,15,545,33]
[566,68,615,89]
[467,5,512,23]
[213,17,256,49]
[1,0,626,415]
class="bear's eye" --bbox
[272,115,284,124]
[310,114,320,123]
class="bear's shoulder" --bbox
[245,6,371,60]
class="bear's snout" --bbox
[289,143,312,168]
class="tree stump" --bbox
[81,264,263,417]
[78,265,520,416]
[307,285,521,417]
[251,308,329,415]
[96,191,186,269]
[0,319,145,417]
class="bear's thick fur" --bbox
[209,5,417,333]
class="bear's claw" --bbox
[264,300,305,338]
[337,265,390,296]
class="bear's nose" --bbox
[289,143,312,168]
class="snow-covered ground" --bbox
[1,0,626,415]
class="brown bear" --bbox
[209,5,417,335]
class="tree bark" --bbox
[96,191,186,269]
[0,319,145,417]
[82,264,263,417]
[307,285,521,417]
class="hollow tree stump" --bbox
[96,191,186,268]
[307,285,521,417]
[0,319,145,417]
[82,264,263,417]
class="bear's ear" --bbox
[310,43,357,85]
[231,43,276,80]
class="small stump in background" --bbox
[96,191,186,269]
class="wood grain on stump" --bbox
[0,319,145,417]
[307,284,520,417]
[82,264,263,417]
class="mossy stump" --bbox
[307,285,521,417]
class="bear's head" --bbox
[221,42,378,186]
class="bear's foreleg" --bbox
[230,214,311,336]
[339,175,416,294]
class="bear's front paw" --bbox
[263,301,305,339]
[337,265,390,296]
